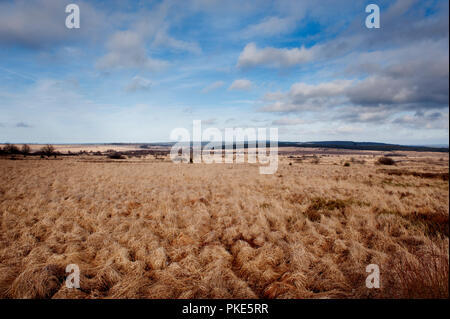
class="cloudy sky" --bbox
[0,0,448,144]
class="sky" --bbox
[0,0,448,145]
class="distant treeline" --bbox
[287,141,449,152]
[140,141,449,152]
[2,141,447,157]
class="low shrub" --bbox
[21,144,31,155]
[2,144,20,154]
[108,152,126,159]
[41,145,55,156]
[377,157,395,165]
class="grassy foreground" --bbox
[0,150,448,298]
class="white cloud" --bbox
[392,111,449,130]
[153,29,201,54]
[237,42,318,68]
[0,0,107,48]
[96,31,168,71]
[202,81,225,93]
[95,1,201,72]
[261,80,353,112]
[241,16,295,38]
[125,76,152,92]
[132,1,202,55]
[290,80,353,99]
[229,79,253,91]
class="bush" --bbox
[344,162,350,167]
[3,144,20,154]
[108,152,126,159]
[41,144,55,156]
[377,156,395,165]
[21,144,31,155]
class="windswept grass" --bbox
[0,150,448,299]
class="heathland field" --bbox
[0,148,448,298]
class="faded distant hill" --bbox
[279,141,449,152]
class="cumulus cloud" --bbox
[1,0,448,144]
[392,111,449,130]
[236,0,449,70]
[95,1,201,71]
[261,80,353,112]
[354,0,449,50]
[237,42,317,68]
[0,0,106,48]
[290,80,353,100]
[346,49,449,109]
[202,81,225,93]
[96,31,168,71]
[229,79,253,91]
[334,106,395,124]
[125,76,152,92]
[260,38,449,129]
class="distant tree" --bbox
[21,144,31,155]
[41,144,55,157]
[3,143,20,154]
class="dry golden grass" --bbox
[0,149,448,299]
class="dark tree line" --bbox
[0,144,55,156]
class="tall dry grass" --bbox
[0,151,448,298]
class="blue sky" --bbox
[0,0,448,144]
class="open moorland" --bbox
[0,146,448,298]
